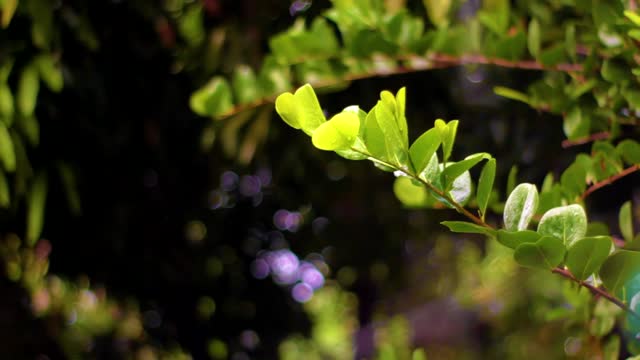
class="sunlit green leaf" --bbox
[538,204,587,247]
[275,92,300,129]
[375,99,406,166]
[477,158,496,219]
[506,165,518,196]
[409,128,441,175]
[620,201,634,243]
[600,250,640,298]
[566,236,612,280]
[504,183,539,231]
[363,105,388,161]
[434,119,457,164]
[497,229,541,249]
[514,235,565,270]
[311,112,359,151]
[393,176,429,208]
[294,84,326,135]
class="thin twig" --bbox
[580,164,640,200]
[428,53,583,72]
[552,267,640,319]
[213,52,584,120]
[349,147,493,229]
[561,131,610,148]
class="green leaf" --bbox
[423,0,451,27]
[311,112,359,151]
[363,105,388,160]
[294,84,326,135]
[26,172,47,246]
[447,168,472,206]
[587,222,610,236]
[0,83,13,119]
[625,10,640,26]
[600,250,640,298]
[394,88,408,150]
[493,86,530,104]
[275,84,326,136]
[441,221,495,237]
[375,99,407,166]
[560,160,587,199]
[527,19,540,58]
[412,349,427,360]
[0,122,15,172]
[514,235,565,270]
[393,176,430,208]
[409,128,441,175]
[35,55,63,92]
[503,183,539,231]
[1,0,17,28]
[538,44,566,67]
[601,59,629,84]
[190,77,233,117]
[620,201,634,243]
[440,153,491,190]
[506,165,518,196]
[477,158,496,219]
[17,115,39,147]
[275,92,300,129]
[566,236,612,280]
[232,65,260,104]
[0,169,8,207]
[17,65,40,117]
[563,107,590,140]
[616,139,640,165]
[497,230,541,249]
[434,119,457,164]
[538,204,587,247]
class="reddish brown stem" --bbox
[580,164,640,200]
[561,131,610,148]
[552,267,640,318]
[428,53,583,72]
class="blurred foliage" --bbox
[0,0,639,359]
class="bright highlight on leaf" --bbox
[311,112,360,151]
[538,204,587,247]
[503,183,539,231]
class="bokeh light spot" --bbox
[292,283,313,303]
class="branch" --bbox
[561,131,610,148]
[350,148,493,229]
[552,267,640,319]
[213,52,584,120]
[580,164,640,200]
[427,53,583,72]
